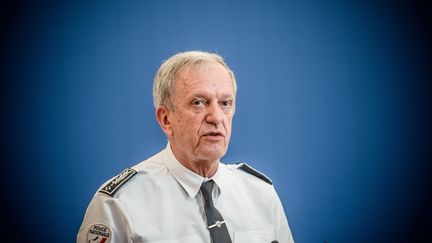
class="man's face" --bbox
[166,62,235,164]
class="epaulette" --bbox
[237,162,273,185]
[99,168,137,196]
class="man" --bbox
[77,51,295,243]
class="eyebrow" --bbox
[219,94,235,100]
[188,92,234,100]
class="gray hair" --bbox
[152,51,237,110]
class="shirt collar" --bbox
[211,163,229,194]
[162,143,229,199]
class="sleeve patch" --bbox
[86,224,111,243]
[237,162,273,185]
[99,168,137,196]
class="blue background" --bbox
[2,0,431,242]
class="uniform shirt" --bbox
[77,144,295,243]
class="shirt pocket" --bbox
[233,231,275,243]
[133,234,202,243]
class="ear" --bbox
[155,106,173,137]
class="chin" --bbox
[199,147,227,161]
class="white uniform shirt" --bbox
[77,145,295,243]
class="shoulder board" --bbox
[99,168,137,196]
[237,162,273,185]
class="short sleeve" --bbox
[77,194,133,243]
[273,188,295,243]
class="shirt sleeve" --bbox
[273,188,295,243]
[77,194,133,243]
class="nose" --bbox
[205,102,223,125]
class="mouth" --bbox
[202,131,224,137]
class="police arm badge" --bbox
[86,224,111,243]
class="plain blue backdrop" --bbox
[2,0,431,242]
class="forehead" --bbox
[174,62,235,97]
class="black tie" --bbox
[200,180,233,243]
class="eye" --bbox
[191,98,207,107]
[220,99,233,107]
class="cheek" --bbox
[173,114,186,136]
[224,116,233,129]
[176,113,202,136]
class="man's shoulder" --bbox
[96,151,167,198]
[98,168,139,197]
[225,162,273,185]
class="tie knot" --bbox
[200,180,215,201]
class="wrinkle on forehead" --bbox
[175,62,235,99]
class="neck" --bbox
[169,145,219,177]
[189,160,219,178]
[177,157,219,178]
